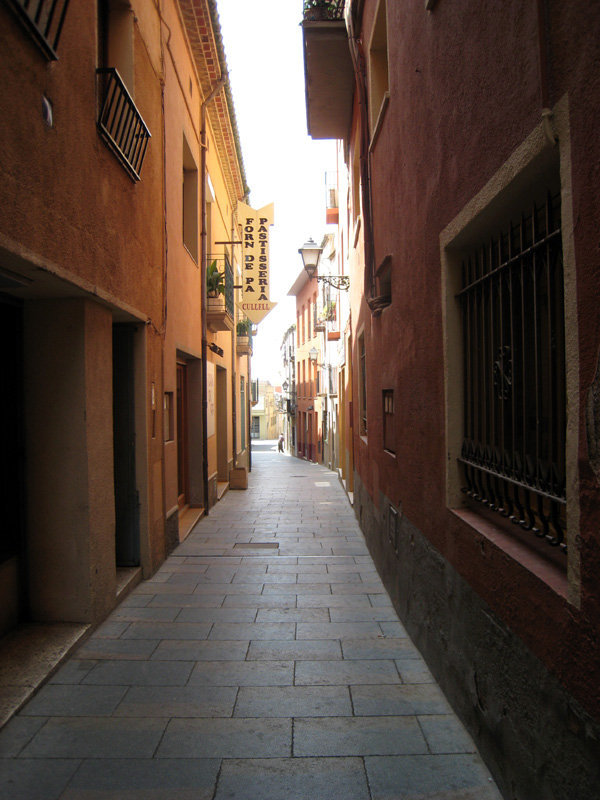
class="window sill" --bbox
[451,506,569,601]
[353,215,362,249]
[183,245,198,265]
[369,92,390,154]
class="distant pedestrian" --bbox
[278,434,284,453]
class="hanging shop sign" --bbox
[237,201,276,324]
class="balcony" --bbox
[7,0,70,60]
[301,1,354,140]
[236,335,252,356]
[207,258,235,332]
[97,69,151,181]
[326,172,339,224]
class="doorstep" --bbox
[178,506,205,543]
[0,621,90,729]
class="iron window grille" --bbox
[224,257,234,318]
[457,191,566,554]
[328,365,338,396]
[7,0,70,60]
[383,389,394,453]
[96,68,151,182]
[359,333,367,435]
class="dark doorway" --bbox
[0,295,26,631]
[177,361,188,508]
[113,325,140,566]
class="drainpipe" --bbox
[345,5,376,301]
[201,76,226,516]
[536,0,557,145]
[231,209,237,469]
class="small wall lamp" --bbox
[298,237,350,291]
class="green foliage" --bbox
[303,0,340,20]
[207,260,225,297]
[237,316,252,336]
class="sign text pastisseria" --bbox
[237,202,276,324]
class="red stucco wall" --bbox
[350,0,600,722]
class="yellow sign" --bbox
[237,201,276,324]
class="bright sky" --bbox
[217,0,337,385]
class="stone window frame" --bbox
[440,95,581,606]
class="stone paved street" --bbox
[0,443,503,799]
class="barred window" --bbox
[383,389,394,453]
[458,191,566,556]
[359,333,367,435]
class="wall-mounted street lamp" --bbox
[298,238,350,291]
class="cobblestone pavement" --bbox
[0,443,503,799]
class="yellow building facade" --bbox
[0,0,250,666]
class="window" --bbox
[457,190,566,552]
[383,389,394,453]
[351,139,361,231]
[440,99,582,586]
[240,377,246,452]
[182,135,198,262]
[97,0,150,180]
[358,332,367,436]
[163,392,174,442]
[99,0,134,91]
[368,0,389,138]
[7,0,70,60]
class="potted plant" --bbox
[236,316,252,355]
[236,316,252,336]
[206,260,225,298]
[303,1,339,21]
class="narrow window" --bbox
[182,135,198,262]
[383,389,394,453]
[368,0,389,136]
[99,0,134,92]
[163,392,174,442]
[240,376,246,452]
[359,333,367,436]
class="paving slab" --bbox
[234,685,353,717]
[20,716,167,758]
[19,684,128,717]
[188,659,293,686]
[365,754,503,800]
[157,717,292,758]
[214,756,370,800]
[60,758,220,800]
[293,715,428,757]
[113,685,238,717]
[0,758,80,800]
[295,658,401,686]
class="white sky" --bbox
[217,0,337,384]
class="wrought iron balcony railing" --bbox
[303,0,345,21]
[96,68,151,182]
[7,0,70,59]
[224,258,234,317]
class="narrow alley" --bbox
[0,444,502,799]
